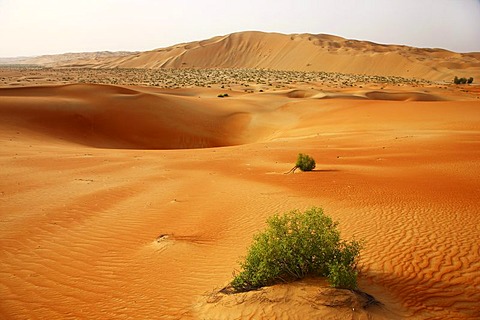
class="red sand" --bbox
[1,82,479,319]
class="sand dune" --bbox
[85,32,480,82]
[0,84,457,149]
[363,90,446,101]
[283,89,446,101]
[1,81,479,319]
[0,51,135,67]
[0,84,257,149]
[5,31,479,82]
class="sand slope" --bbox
[94,31,480,81]
[0,84,260,149]
[1,84,480,319]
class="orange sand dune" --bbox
[278,88,448,101]
[0,84,258,149]
[18,31,479,82]
[0,85,461,149]
[99,31,480,81]
[1,83,480,319]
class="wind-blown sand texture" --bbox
[2,31,479,82]
[1,73,479,319]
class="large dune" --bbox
[0,84,258,149]
[1,81,479,319]
[5,31,480,82]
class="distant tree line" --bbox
[454,76,474,84]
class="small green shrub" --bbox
[218,93,229,98]
[296,153,316,171]
[454,76,473,85]
[327,261,359,289]
[231,207,362,292]
[285,153,316,174]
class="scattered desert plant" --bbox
[0,67,433,89]
[454,76,473,84]
[297,153,316,171]
[454,76,464,84]
[285,153,316,174]
[218,93,229,98]
[231,207,362,292]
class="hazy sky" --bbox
[1,0,479,57]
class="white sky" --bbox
[0,0,479,57]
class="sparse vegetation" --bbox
[217,93,229,98]
[231,207,362,292]
[0,67,434,88]
[285,153,316,174]
[296,153,316,171]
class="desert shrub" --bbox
[296,153,316,171]
[218,93,229,98]
[327,261,358,289]
[231,207,362,292]
[468,77,474,84]
[454,76,469,84]
[285,153,316,174]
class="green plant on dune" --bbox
[285,153,316,174]
[454,76,474,85]
[231,207,362,292]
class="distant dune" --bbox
[4,31,479,82]
[0,51,135,67]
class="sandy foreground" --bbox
[0,75,479,319]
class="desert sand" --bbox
[1,76,479,319]
[1,32,480,319]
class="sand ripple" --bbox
[1,84,479,319]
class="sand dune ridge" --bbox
[3,31,479,82]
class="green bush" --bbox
[296,153,316,171]
[231,207,362,292]
[327,261,358,289]
[454,76,473,85]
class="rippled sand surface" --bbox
[1,84,479,319]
